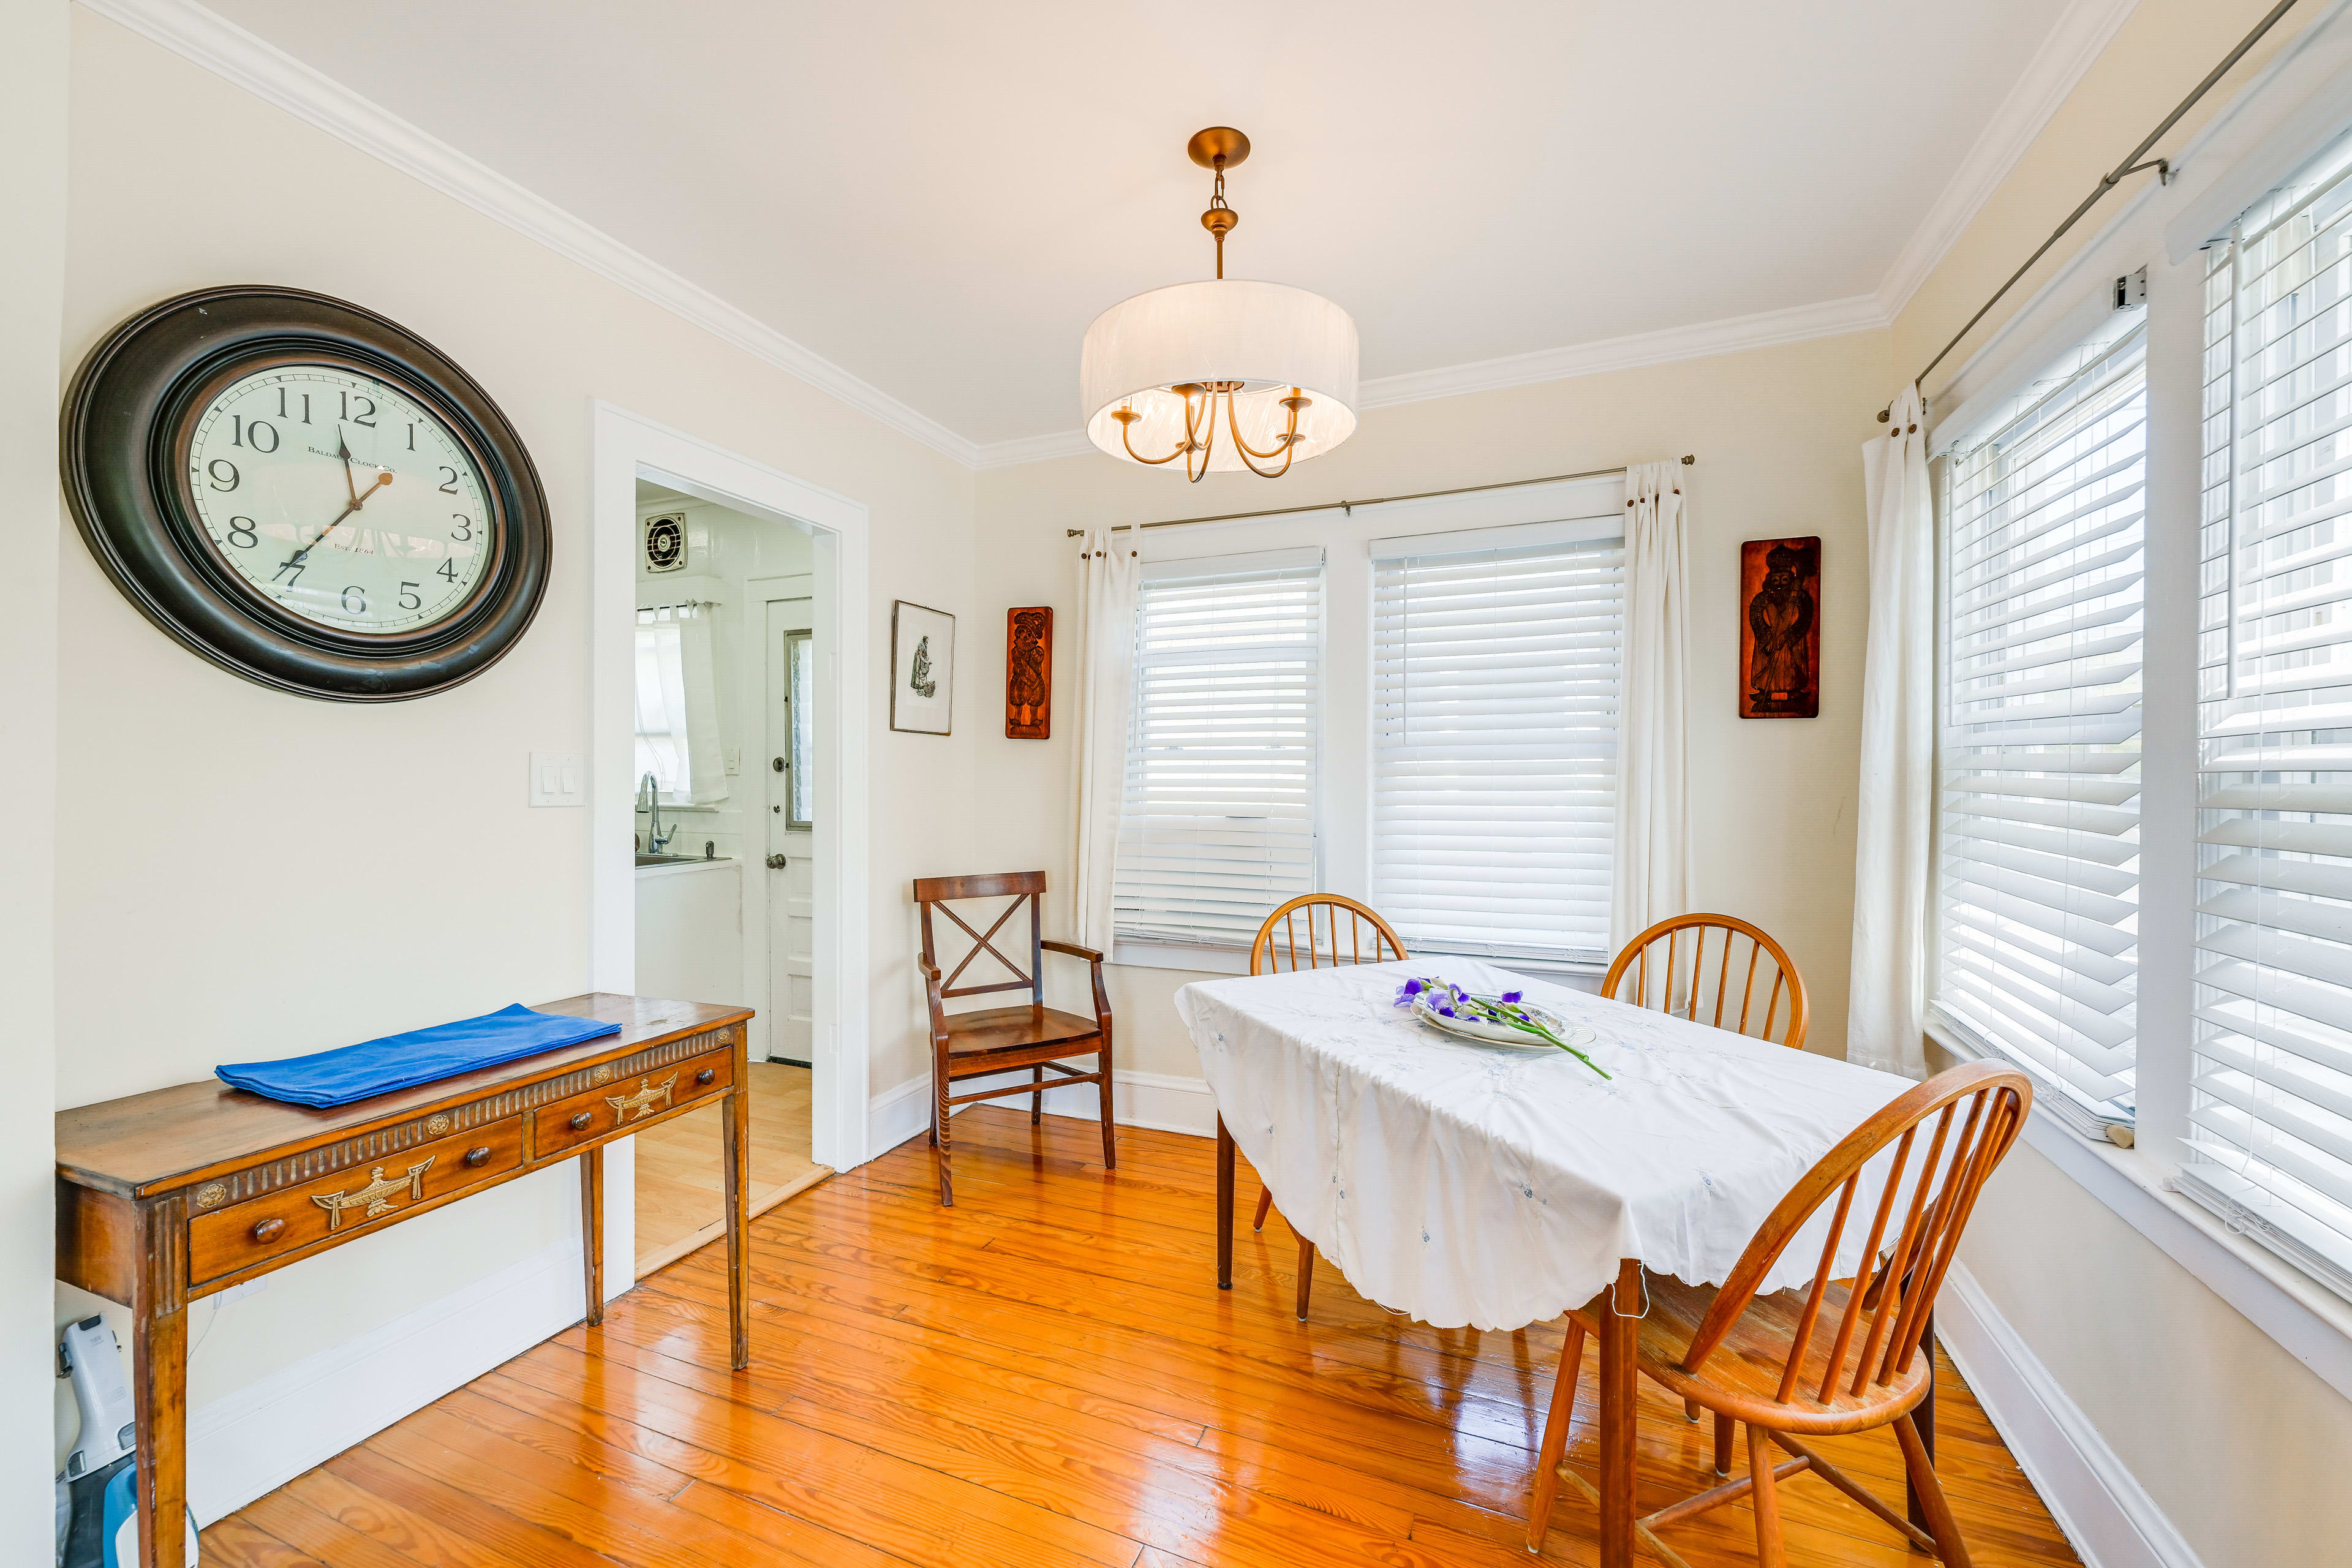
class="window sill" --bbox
[1928,1019,2352,1402]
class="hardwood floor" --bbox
[632,1060,829,1275]
[200,1107,2081,1568]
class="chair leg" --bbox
[1894,1413,1972,1568]
[1253,1185,1275,1232]
[1525,1318,1587,1552]
[1096,1046,1117,1171]
[1295,1230,1315,1321]
[1031,1065,1042,1126]
[1683,1396,1703,1422]
[1713,1411,1734,1477]
[933,1064,954,1207]
[1747,1423,1787,1568]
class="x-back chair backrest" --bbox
[1604,913,1809,1050]
[1250,894,1409,976]
[1680,1061,2032,1408]
[914,870,1047,1007]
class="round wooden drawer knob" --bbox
[464,1146,492,1167]
[251,1217,284,1243]
[569,1111,594,1131]
[696,1068,716,1086]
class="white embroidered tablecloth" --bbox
[1175,957,1923,1331]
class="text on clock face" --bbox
[186,366,494,635]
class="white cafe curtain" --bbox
[634,608,728,805]
[1611,460,1690,951]
[1847,386,1934,1076]
[1069,528,1139,951]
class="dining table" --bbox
[1174,956,1928,1568]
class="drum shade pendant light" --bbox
[1082,127,1359,480]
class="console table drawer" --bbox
[535,1047,732,1158]
[187,1115,526,1284]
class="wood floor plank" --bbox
[210,1106,2078,1568]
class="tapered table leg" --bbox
[1216,1115,1235,1290]
[132,1196,190,1568]
[578,1144,605,1327]
[1597,1258,1642,1568]
[723,1082,750,1368]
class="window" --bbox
[2185,131,2352,1294]
[1932,320,2146,1141]
[1112,550,1322,949]
[1371,523,1624,963]
[633,601,725,806]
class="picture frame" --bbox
[1006,606,1052,739]
[1738,536,1821,718]
[889,600,955,734]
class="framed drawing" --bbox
[890,600,955,734]
[1739,537,1820,718]
[1006,606,1052,739]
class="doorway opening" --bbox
[588,402,873,1300]
[625,483,826,1273]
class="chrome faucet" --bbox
[637,772,678,853]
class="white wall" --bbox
[973,329,1891,1084]
[4,0,69,1558]
[46,7,978,1515]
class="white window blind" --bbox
[2187,130,2352,1298]
[1933,320,2146,1142]
[1371,527,1623,963]
[1113,551,1322,949]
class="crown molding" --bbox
[75,0,984,470]
[1874,0,2142,323]
[88,0,2145,477]
[1355,293,1890,407]
[973,428,1101,469]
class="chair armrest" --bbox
[916,956,943,984]
[1041,939,1112,1027]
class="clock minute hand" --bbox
[337,431,360,506]
[290,471,392,566]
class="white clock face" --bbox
[183,365,494,635]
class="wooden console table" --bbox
[55,993,754,1568]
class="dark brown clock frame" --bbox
[61,285,551,701]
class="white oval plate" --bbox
[1412,993,1596,1051]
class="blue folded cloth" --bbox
[216,1003,622,1108]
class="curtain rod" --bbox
[1063,454,1694,537]
[1881,0,2304,421]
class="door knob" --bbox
[772,756,786,772]
[766,853,788,869]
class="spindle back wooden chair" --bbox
[1242,894,1408,1319]
[1602,913,1809,1052]
[1526,1061,2034,1566]
[913,870,1114,1207]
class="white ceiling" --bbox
[203,1,2103,450]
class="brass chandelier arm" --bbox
[1224,388,1298,478]
[1115,412,1188,466]
[1185,387,1215,483]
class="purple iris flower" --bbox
[1500,990,1523,1005]
[1392,978,1425,1007]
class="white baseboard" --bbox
[867,1068,1218,1150]
[184,1238,586,1524]
[1936,1264,2204,1568]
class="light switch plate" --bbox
[530,751,586,807]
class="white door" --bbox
[766,597,816,1061]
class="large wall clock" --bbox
[62,285,550,701]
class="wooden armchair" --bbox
[913,870,1115,1207]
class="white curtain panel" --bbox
[1611,460,1691,952]
[1069,527,1140,951]
[1847,386,1934,1076]
[677,610,729,805]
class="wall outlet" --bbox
[529,752,585,807]
[724,747,742,776]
